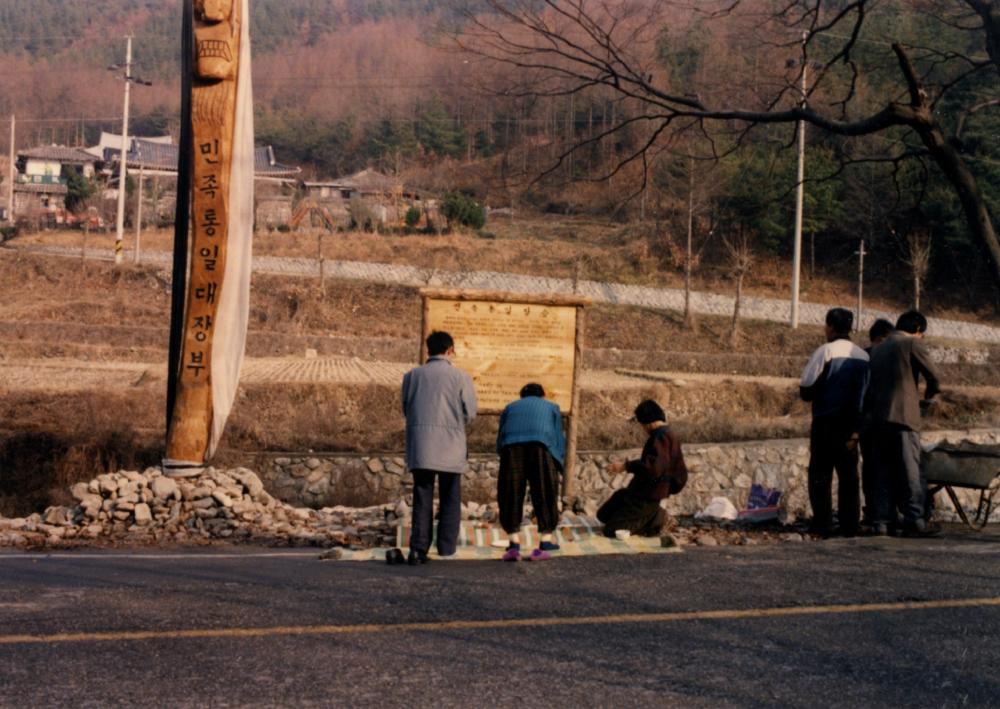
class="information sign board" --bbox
[424,297,576,412]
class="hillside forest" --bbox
[1,0,999,310]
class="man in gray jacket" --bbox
[401,331,478,563]
[866,310,941,536]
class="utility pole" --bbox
[856,238,866,332]
[114,36,133,265]
[810,231,815,278]
[317,232,325,289]
[684,155,694,325]
[790,30,808,329]
[7,115,14,223]
[134,163,144,264]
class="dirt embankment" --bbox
[4,373,997,517]
[4,252,997,375]
[26,220,998,324]
[2,251,998,516]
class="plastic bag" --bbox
[738,484,782,522]
[695,496,738,521]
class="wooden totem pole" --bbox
[165,0,255,475]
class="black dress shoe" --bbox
[807,523,833,539]
[385,548,405,565]
[407,550,429,565]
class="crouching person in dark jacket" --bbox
[598,400,687,537]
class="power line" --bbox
[0,36,82,41]
[4,116,603,134]
[10,117,124,124]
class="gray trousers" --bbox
[870,424,925,525]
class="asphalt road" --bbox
[2,531,1000,708]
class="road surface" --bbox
[2,530,999,707]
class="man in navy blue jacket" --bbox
[800,308,870,537]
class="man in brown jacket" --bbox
[866,310,941,536]
[598,400,687,537]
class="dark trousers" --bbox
[860,431,876,524]
[410,469,462,556]
[869,424,925,525]
[808,416,860,534]
[498,443,561,534]
[597,489,666,537]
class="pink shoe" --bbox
[527,548,552,561]
[502,547,521,562]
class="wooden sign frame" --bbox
[419,287,591,498]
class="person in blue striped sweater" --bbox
[496,383,566,562]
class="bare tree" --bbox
[904,228,934,310]
[723,225,754,347]
[659,151,719,328]
[683,159,698,328]
[454,0,1000,296]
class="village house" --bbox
[101,137,300,228]
[297,168,432,230]
[12,145,100,227]
[9,134,304,231]
[83,131,174,164]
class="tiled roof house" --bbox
[104,138,300,179]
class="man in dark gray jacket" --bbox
[401,331,478,563]
[866,310,941,536]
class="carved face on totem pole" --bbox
[194,0,238,81]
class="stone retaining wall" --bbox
[248,428,1000,523]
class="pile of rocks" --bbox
[0,467,398,549]
[0,466,817,550]
[459,500,499,523]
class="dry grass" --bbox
[2,248,997,383]
[0,389,164,517]
[0,248,920,372]
[14,211,994,323]
[3,365,997,516]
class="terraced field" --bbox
[1,243,997,465]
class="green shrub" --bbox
[65,169,97,213]
[404,205,422,228]
[441,193,486,230]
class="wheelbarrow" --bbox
[922,441,1000,531]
